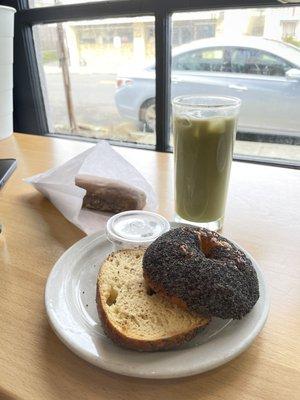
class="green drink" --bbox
[173,96,241,231]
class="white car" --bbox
[115,36,300,135]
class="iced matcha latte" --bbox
[172,96,241,231]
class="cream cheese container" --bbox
[106,210,170,250]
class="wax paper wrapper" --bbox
[25,141,157,235]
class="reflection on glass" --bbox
[171,8,300,162]
[34,17,155,145]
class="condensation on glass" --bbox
[33,16,155,145]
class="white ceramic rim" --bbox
[45,224,270,379]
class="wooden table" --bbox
[0,133,299,400]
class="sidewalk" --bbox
[58,125,300,162]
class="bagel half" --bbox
[96,248,210,351]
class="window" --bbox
[231,48,292,76]
[247,15,265,36]
[281,20,297,38]
[171,8,300,164]
[11,1,300,166]
[34,17,156,145]
[173,21,216,46]
[173,48,230,72]
[173,46,292,76]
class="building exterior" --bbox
[35,8,300,73]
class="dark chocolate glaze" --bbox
[143,227,259,320]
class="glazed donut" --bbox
[143,227,259,320]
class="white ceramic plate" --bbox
[45,224,270,379]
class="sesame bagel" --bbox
[143,227,259,320]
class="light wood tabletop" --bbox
[0,133,299,400]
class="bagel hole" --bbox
[106,287,118,306]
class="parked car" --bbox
[115,37,300,135]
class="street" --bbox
[45,72,123,131]
[43,70,299,160]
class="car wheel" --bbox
[140,98,155,133]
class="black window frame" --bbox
[4,0,300,168]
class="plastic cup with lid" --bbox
[106,210,170,251]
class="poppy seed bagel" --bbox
[142,227,260,320]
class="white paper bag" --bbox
[25,141,157,234]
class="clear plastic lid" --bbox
[106,210,170,247]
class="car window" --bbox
[231,47,292,76]
[173,47,232,72]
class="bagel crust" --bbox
[143,227,260,320]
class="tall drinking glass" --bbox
[172,95,241,231]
